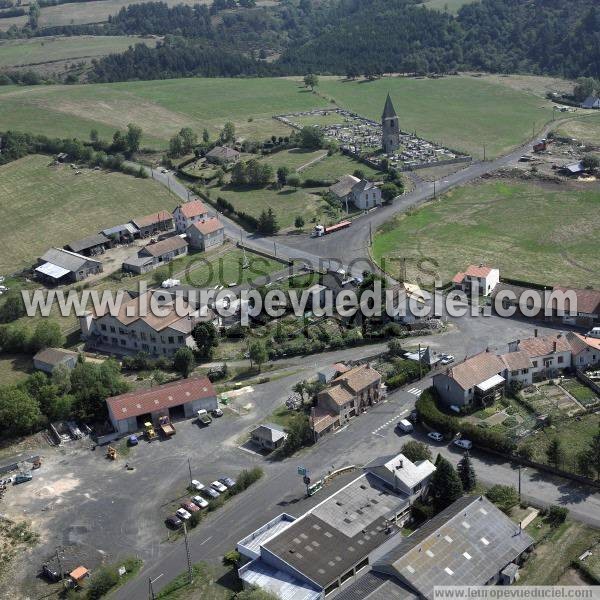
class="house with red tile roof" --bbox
[173,200,209,233]
[551,286,600,329]
[508,332,572,381]
[566,331,600,369]
[186,217,225,251]
[107,376,217,434]
[131,210,173,237]
[311,364,382,439]
[452,264,499,296]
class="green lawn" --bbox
[318,74,555,158]
[301,152,384,181]
[0,75,556,157]
[217,184,329,230]
[0,354,34,385]
[561,379,599,406]
[0,154,178,273]
[0,35,156,68]
[555,112,600,147]
[260,148,327,172]
[372,179,600,288]
[419,0,474,14]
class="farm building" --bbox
[65,233,111,256]
[106,376,217,434]
[186,217,225,251]
[551,286,600,328]
[123,237,188,273]
[102,223,139,244]
[250,424,287,451]
[205,145,240,165]
[329,175,382,211]
[173,200,209,233]
[365,453,435,498]
[131,211,174,237]
[35,248,103,284]
[581,95,600,109]
[33,347,78,374]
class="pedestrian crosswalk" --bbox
[372,411,408,435]
[407,387,423,396]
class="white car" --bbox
[440,354,455,365]
[190,479,205,492]
[211,480,227,493]
[428,432,444,442]
[454,439,473,450]
[176,508,191,520]
[192,495,209,509]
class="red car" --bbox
[181,500,200,513]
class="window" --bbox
[340,569,354,584]
[100,324,107,331]
[178,336,184,343]
[558,356,564,364]
[120,339,126,346]
[522,368,529,374]
[325,582,339,596]
[532,361,538,367]
[110,326,116,333]
[168,336,174,344]
[355,557,369,571]
[119,328,126,335]
[141,332,147,341]
[511,370,518,376]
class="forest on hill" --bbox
[2,0,599,82]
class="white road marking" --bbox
[334,425,349,435]
[200,536,213,545]
[407,388,423,396]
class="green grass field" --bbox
[0,75,555,156]
[0,35,156,68]
[0,354,33,384]
[555,112,600,147]
[372,179,600,288]
[217,184,328,230]
[300,152,384,180]
[0,154,178,273]
[260,148,327,172]
[419,0,474,14]
[319,75,555,158]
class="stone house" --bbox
[173,200,209,234]
[205,146,240,165]
[186,217,225,251]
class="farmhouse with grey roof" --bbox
[36,248,103,284]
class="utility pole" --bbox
[273,241,277,257]
[183,522,193,584]
[56,547,66,591]
[433,180,436,199]
[532,121,536,139]
[418,342,423,380]
[483,144,486,162]
[187,457,193,488]
[369,222,373,246]
[148,574,163,600]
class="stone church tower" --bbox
[382,93,400,154]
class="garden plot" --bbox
[522,383,583,417]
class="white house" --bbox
[329,174,382,211]
[452,264,500,296]
[365,452,436,498]
[509,332,572,381]
[186,217,225,251]
[173,200,209,234]
[581,95,600,109]
[567,331,600,369]
[499,350,533,387]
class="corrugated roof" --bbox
[40,248,100,272]
[107,376,215,420]
[35,262,71,279]
[66,233,110,253]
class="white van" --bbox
[395,419,414,433]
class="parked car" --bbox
[211,481,227,493]
[395,419,414,433]
[211,408,224,418]
[454,439,473,450]
[190,479,205,492]
[219,477,236,488]
[192,495,209,509]
[41,564,60,582]
[128,435,138,446]
[181,501,200,513]
[176,508,191,520]
[428,432,444,442]
[166,515,183,529]
[202,486,220,499]
[440,354,455,365]
[13,473,32,484]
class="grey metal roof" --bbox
[66,233,110,253]
[373,496,534,599]
[102,223,138,236]
[40,248,100,272]
[263,473,407,587]
[251,424,286,443]
[336,571,417,600]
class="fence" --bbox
[576,368,600,396]
[0,455,40,476]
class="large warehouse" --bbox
[106,376,217,434]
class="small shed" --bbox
[66,233,110,256]
[69,566,90,586]
[250,424,287,451]
[33,348,78,374]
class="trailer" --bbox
[312,220,351,237]
[158,415,176,437]
[197,409,212,426]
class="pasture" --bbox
[0,75,557,157]
[372,179,600,288]
[555,112,600,147]
[0,154,177,273]
[0,35,156,69]
[318,74,555,158]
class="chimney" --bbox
[553,341,557,353]
[534,328,538,338]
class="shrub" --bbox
[87,566,119,600]
[547,505,568,527]
[485,484,519,514]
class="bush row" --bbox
[416,388,516,454]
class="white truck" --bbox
[395,419,414,433]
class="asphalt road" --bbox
[110,314,600,600]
